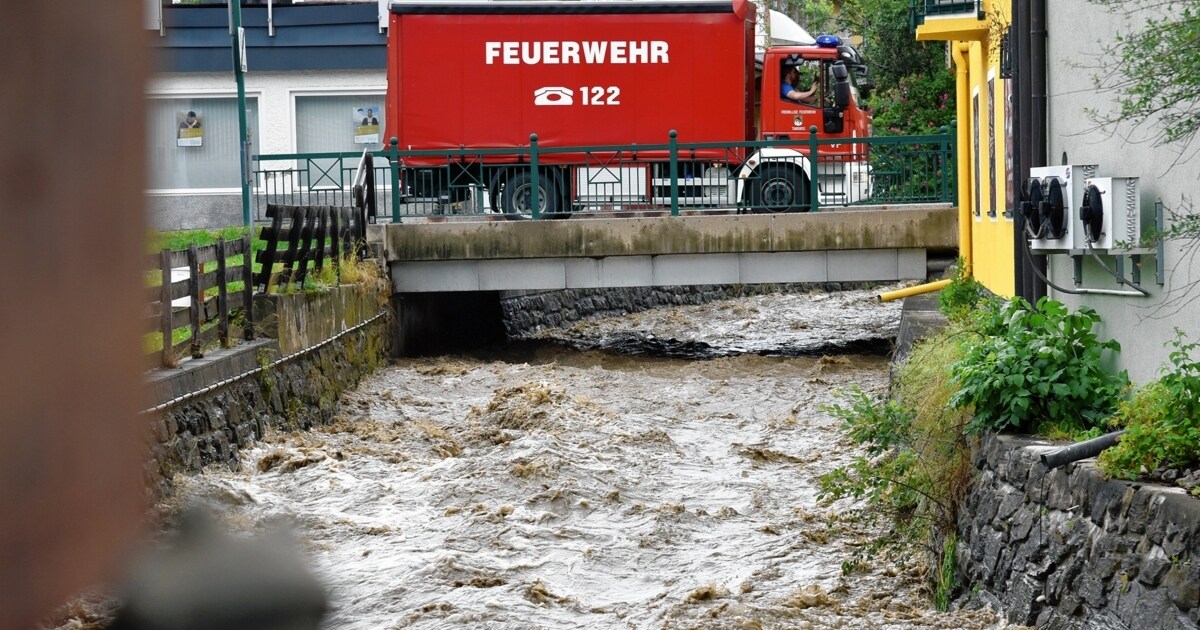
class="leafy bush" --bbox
[818,327,973,609]
[937,260,995,322]
[869,70,956,137]
[949,297,1129,435]
[1099,331,1200,480]
[835,0,950,97]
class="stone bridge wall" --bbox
[960,434,1200,629]
[500,282,876,337]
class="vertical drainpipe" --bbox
[1012,0,1030,300]
[1030,0,1047,173]
[1012,0,1047,302]
[1027,0,1049,301]
[952,42,972,276]
[232,2,251,228]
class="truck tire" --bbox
[749,163,809,213]
[501,171,561,220]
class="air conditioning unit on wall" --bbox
[1080,176,1142,252]
[1024,164,1099,252]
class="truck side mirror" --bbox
[834,82,852,109]
[853,66,873,100]
[831,64,851,110]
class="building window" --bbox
[296,94,386,155]
[973,89,981,218]
[146,96,259,190]
[292,94,386,191]
[988,75,997,218]
[999,29,1012,79]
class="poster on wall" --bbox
[176,110,203,147]
[354,105,382,145]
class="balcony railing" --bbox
[910,0,985,30]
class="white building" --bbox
[146,1,388,229]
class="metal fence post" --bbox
[242,233,254,341]
[948,120,958,202]
[939,125,951,202]
[389,137,401,222]
[529,133,540,220]
[669,130,679,217]
[808,125,820,212]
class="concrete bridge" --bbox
[366,205,958,354]
[369,205,958,292]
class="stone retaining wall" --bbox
[960,434,1200,629]
[145,285,390,497]
[500,282,877,337]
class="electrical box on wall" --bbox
[1080,176,1142,252]
[1025,164,1099,252]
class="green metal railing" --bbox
[252,152,394,222]
[251,128,955,222]
[849,127,956,205]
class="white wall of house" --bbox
[146,69,386,230]
[149,69,386,156]
[1044,1,1199,383]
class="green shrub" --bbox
[937,260,996,322]
[935,536,957,612]
[1099,331,1200,480]
[818,326,973,609]
[949,297,1128,436]
[869,69,956,137]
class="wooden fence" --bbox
[254,204,366,293]
[145,235,255,369]
[143,204,365,370]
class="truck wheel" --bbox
[750,163,809,213]
[501,171,560,220]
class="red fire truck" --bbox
[384,0,872,217]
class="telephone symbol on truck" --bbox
[534,87,574,106]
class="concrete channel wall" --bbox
[144,285,390,497]
[959,435,1200,629]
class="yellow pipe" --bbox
[879,279,952,303]
[952,41,972,276]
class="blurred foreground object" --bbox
[0,2,151,627]
[111,509,327,629]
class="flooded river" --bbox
[167,287,1014,629]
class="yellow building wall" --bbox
[916,0,1015,297]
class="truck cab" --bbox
[742,36,873,211]
[761,46,868,141]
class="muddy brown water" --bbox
[158,288,1020,629]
